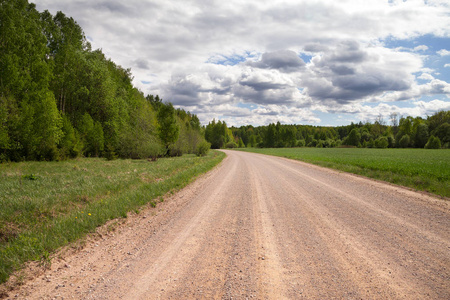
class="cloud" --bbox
[248,50,305,73]
[133,58,150,70]
[418,73,434,81]
[437,49,450,56]
[313,100,450,124]
[34,0,450,126]
[299,41,421,103]
[414,45,428,52]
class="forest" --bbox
[217,110,450,150]
[0,0,209,162]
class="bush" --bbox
[375,136,389,148]
[195,140,210,156]
[225,141,238,148]
[169,145,183,157]
[398,134,410,148]
[425,136,441,149]
[104,144,118,161]
[297,139,306,147]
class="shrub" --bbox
[398,134,410,148]
[425,136,441,149]
[195,141,210,156]
[225,141,238,148]
[297,139,306,147]
[375,136,389,148]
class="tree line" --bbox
[1,1,447,162]
[0,0,209,162]
[222,111,449,150]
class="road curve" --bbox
[10,150,450,299]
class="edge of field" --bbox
[235,147,449,199]
[0,150,225,292]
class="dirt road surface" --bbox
[6,150,450,299]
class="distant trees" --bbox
[157,103,179,155]
[228,111,450,150]
[0,0,209,162]
[205,119,233,149]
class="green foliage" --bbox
[398,134,410,148]
[345,128,361,147]
[104,144,118,161]
[157,103,180,155]
[59,114,81,158]
[414,122,429,148]
[229,111,449,151]
[205,119,232,149]
[195,140,211,156]
[432,123,450,148]
[425,136,441,149]
[374,136,389,149]
[0,1,205,162]
[225,141,238,148]
[238,138,245,148]
[22,174,38,180]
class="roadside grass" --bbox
[237,148,450,198]
[0,151,225,284]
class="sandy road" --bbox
[8,150,450,299]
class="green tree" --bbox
[157,103,180,155]
[374,136,389,149]
[425,136,441,149]
[345,128,361,147]
[431,123,450,148]
[398,134,410,148]
[264,123,277,148]
[205,119,231,149]
[238,138,245,148]
[78,113,104,156]
[59,114,81,158]
[414,123,429,148]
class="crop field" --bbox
[237,148,450,198]
[0,151,225,283]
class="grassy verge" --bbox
[0,151,225,283]
[237,148,450,198]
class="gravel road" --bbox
[8,150,450,299]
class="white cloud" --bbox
[418,73,434,81]
[437,49,450,56]
[33,0,450,126]
[445,64,450,68]
[414,45,428,52]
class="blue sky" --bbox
[35,0,450,126]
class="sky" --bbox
[34,0,450,127]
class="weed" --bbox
[22,174,38,180]
[39,251,52,270]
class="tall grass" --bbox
[237,148,450,198]
[0,151,225,283]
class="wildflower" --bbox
[88,213,91,216]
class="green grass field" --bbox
[237,148,450,198]
[0,151,225,283]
